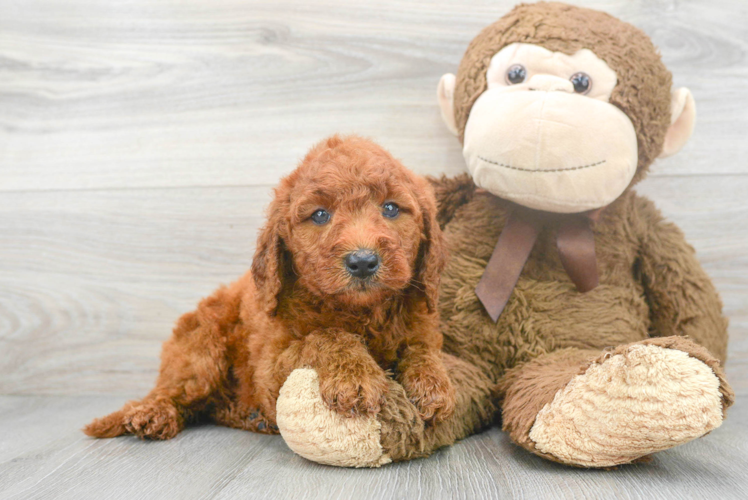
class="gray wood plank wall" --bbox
[1,1,747,498]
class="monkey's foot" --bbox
[528,339,732,467]
[276,368,391,467]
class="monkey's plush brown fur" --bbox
[84,135,455,440]
[344,176,733,465]
[276,3,734,468]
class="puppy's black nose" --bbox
[345,250,380,279]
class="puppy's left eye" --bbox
[310,209,331,225]
[382,202,399,219]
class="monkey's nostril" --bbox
[345,250,380,279]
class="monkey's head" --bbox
[438,2,695,213]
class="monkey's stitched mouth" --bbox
[477,156,607,173]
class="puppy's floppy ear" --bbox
[414,181,449,313]
[251,198,288,316]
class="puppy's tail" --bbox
[83,409,128,438]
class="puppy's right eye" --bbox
[382,202,399,219]
[310,209,331,225]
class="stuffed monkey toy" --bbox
[275,2,734,468]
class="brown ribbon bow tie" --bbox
[475,202,603,322]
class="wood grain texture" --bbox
[1,0,747,497]
[1,178,745,396]
[1,0,747,192]
[0,394,747,500]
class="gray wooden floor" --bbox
[1,0,747,498]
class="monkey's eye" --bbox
[382,202,400,219]
[505,64,527,85]
[310,209,331,225]
[570,72,592,94]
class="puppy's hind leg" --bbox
[85,284,241,440]
[83,408,129,438]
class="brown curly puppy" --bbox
[84,135,455,440]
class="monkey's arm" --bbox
[426,173,475,229]
[633,194,728,361]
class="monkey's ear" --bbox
[437,73,459,136]
[660,88,696,158]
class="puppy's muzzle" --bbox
[344,250,380,279]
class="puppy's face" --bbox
[285,150,425,307]
[252,136,446,314]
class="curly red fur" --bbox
[84,135,455,440]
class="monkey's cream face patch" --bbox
[485,43,618,100]
[463,43,638,213]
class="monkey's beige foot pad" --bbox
[276,368,391,468]
[529,344,725,467]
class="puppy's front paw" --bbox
[123,399,184,440]
[403,371,456,424]
[319,368,389,417]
